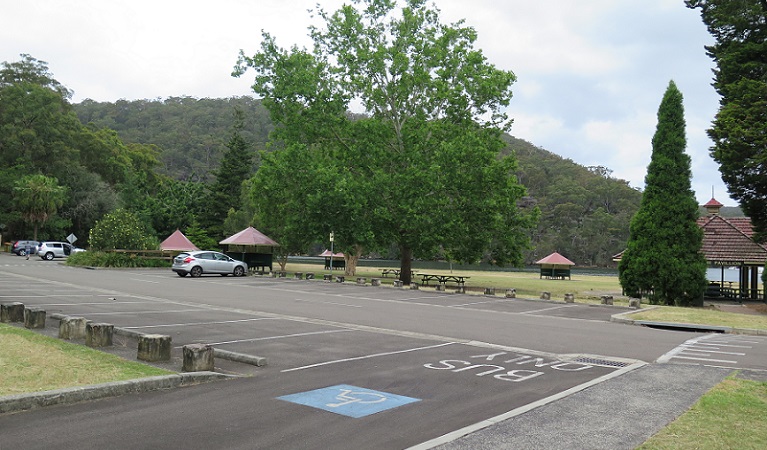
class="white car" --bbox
[37,241,85,260]
[172,251,248,278]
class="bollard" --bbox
[540,291,551,300]
[24,307,46,329]
[278,271,287,278]
[394,280,404,288]
[564,293,575,303]
[629,298,640,308]
[182,343,214,372]
[294,272,303,280]
[505,289,516,298]
[601,295,614,306]
[371,278,381,287]
[1,302,25,323]
[484,287,496,296]
[410,283,419,290]
[356,277,366,285]
[306,273,315,280]
[456,286,466,294]
[137,334,172,362]
[436,284,446,292]
[86,323,114,347]
[270,271,278,278]
[323,274,333,281]
[59,317,88,340]
[336,276,345,283]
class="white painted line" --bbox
[693,342,753,349]
[77,309,205,315]
[680,347,745,356]
[450,299,509,307]
[129,278,160,284]
[519,304,578,315]
[672,355,737,363]
[206,329,353,346]
[409,361,647,449]
[122,317,280,329]
[34,301,157,306]
[293,298,362,308]
[282,342,456,373]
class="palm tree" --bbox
[13,174,67,240]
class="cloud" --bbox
[0,0,736,205]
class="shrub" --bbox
[67,251,171,268]
[89,209,159,251]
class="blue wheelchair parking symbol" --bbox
[278,384,420,418]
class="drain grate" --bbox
[573,357,632,368]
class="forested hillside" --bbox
[74,97,642,266]
[76,97,273,181]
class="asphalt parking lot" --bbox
[0,255,763,449]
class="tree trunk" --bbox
[344,245,363,276]
[278,254,288,271]
[400,245,413,285]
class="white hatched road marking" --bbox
[657,333,765,368]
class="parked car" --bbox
[37,241,85,260]
[172,251,248,278]
[11,240,40,256]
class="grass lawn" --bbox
[0,324,173,397]
[638,375,767,450]
[629,306,767,331]
[284,261,626,303]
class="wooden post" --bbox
[505,289,516,298]
[564,293,575,303]
[24,307,46,329]
[86,323,114,347]
[59,317,88,340]
[1,302,25,323]
[484,287,496,296]
[182,344,214,372]
[371,278,381,287]
[137,334,172,362]
[540,291,551,300]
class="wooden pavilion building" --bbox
[698,198,767,301]
[535,252,575,280]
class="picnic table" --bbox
[417,273,470,288]
[380,269,415,279]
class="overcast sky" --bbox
[2,0,733,205]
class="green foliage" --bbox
[13,174,68,240]
[66,251,171,268]
[183,222,219,251]
[89,209,159,251]
[619,81,707,306]
[202,108,254,238]
[508,136,642,266]
[237,0,535,281]
[686,0,767,241]
[74,96,270,181]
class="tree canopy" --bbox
[619,81,707,306]
[236,0,538,281]
[686,0,767,241]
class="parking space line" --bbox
[282,342,456,373]
[450,299,510,308]
[77,309,206,315]
[129,278,160,284]
[202,329,354,347]
[34,301,158,306]
[293,298,363,308]
[519,305,578,315]
[122,317,280,329]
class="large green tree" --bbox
[203,108,254,239]
[236,0,537,282]
[619,81,707,306]
[13,174,67,240]
[686,0,767,241]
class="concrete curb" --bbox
[611,307,767,336]
[0,372,237,415]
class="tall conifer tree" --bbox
[619,81,707,306]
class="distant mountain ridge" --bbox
[74,96,644,266]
